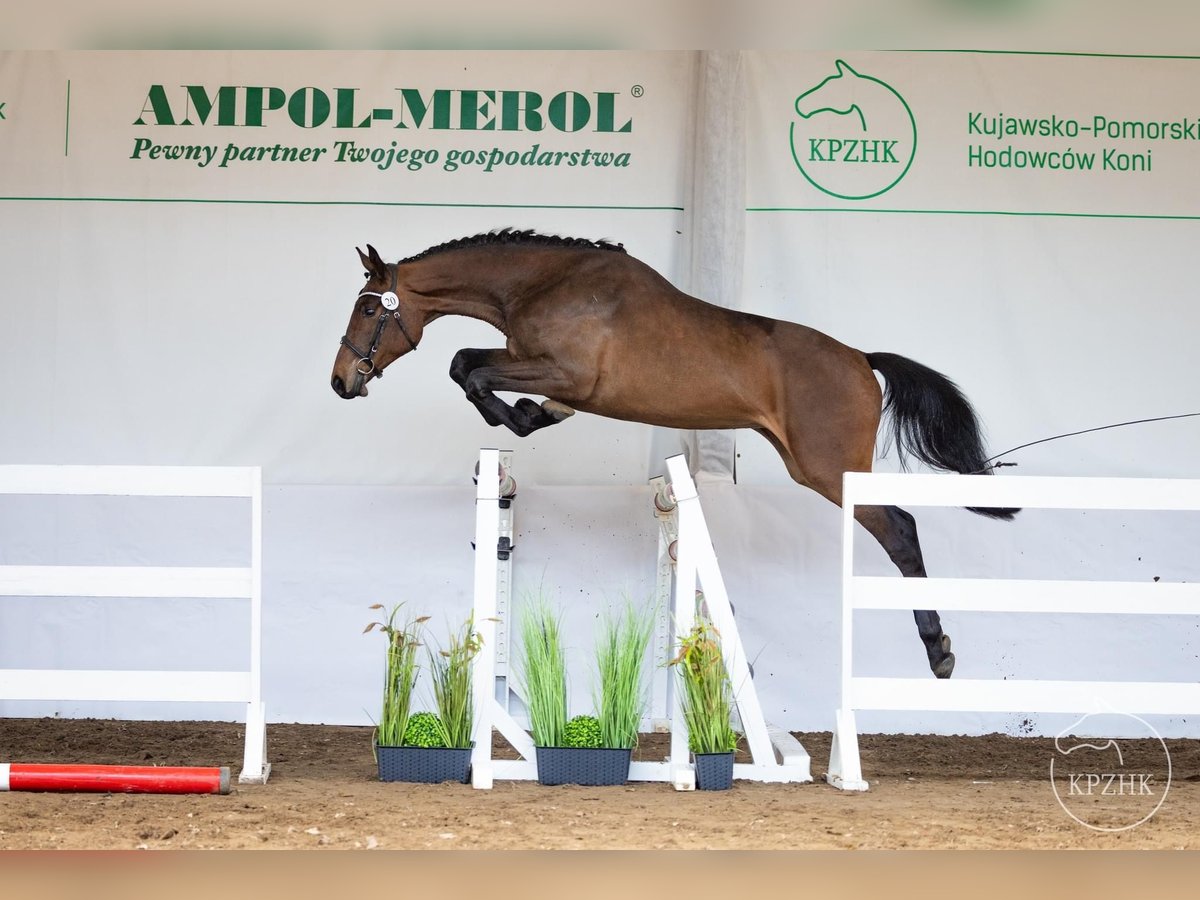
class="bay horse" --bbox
[330,229,1016,678]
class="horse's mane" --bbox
[400,228,627,264]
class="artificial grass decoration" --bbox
[429,613,483,749]
[403,711,447,748]
[594,601,654,750]
[364,603,427,748]
[670,616,740,754]
[563,714,603,749]
[517,597,568,748]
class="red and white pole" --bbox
[0,763,230,794]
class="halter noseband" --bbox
[341,263,418,380]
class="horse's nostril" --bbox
[331,376,346,396]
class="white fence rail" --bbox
[829,472,1200,791]
[0,465,269,783]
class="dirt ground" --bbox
[1,718,1198,850]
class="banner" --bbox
[747,51,1200,217]
[1,51,689,206]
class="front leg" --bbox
[450,348,510,426]
[451,348,577,436]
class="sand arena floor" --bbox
[1,718,1198,850]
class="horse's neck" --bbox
[405,257,510,334]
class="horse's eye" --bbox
[363,271,370,279]
[361,307,376,318]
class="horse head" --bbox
[794,59,868,132]
[330,244,423,399]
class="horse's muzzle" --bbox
[331,375,366,399]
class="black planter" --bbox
[535,746,632,786]
[694,751,735,790]
[376,744,472,784]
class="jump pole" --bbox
[1,763,231,794]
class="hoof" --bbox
[933,652,956,679]
[928,635,954,678]
[542,400,575,421]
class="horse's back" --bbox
[511,250,880,437]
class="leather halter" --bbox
[341,263,418,379]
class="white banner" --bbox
[747,51,1200,216]
[2,51,689,206]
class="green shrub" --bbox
[403,711,447,748]
[563,714,603,748]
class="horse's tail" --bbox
[865,351,1018,521]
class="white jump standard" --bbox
[657,455,811,788]
[468,448,811,790]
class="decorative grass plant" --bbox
[670,616,740,755]
[363,603,427,748]
[428,613,484,750]
[594,601,655,750]
[366,605,478,784]
[518,597,652,787]
[516,597,568,748]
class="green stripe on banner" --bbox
[747,207,1200,222]
[0,197,683,211]
[888,49,1200,61]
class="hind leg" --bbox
[852,504,955,678]
[755,415,955,679]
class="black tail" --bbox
[866,351,1018,521]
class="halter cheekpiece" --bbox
[341,263,418,379]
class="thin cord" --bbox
[978,412,1200,473]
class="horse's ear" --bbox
[358,244,388,280]
[834,59,859,78]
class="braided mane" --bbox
[400,228,626,264]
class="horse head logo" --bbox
[789,59,917,200]
[794,59,870,131]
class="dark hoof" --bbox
[933,652,956,679]
[929,634,954,678]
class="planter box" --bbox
[376,744,472,784]
[694,751,735,790]
[535,746,632,786]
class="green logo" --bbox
[790,60,916,200]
